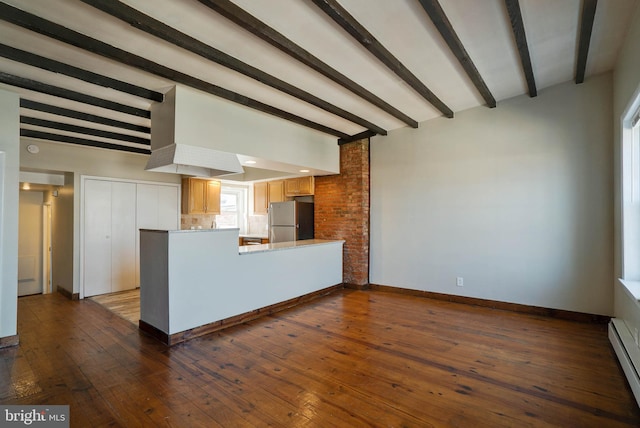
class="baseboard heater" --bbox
[609,318,640,406]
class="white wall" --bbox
[370,74,613,316]
[0,89,19,339]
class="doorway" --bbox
[18,190,52,296]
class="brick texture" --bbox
[315,139,370,287]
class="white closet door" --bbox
[157,185,179,230]
[111,181,137,292]
[136,184,158,287]
[136,184,159,229]
[84,179,112,297]
[135,184,179,286]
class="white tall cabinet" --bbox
[83,177,179,298]
[135,183,179,286]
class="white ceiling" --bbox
[0,0,638,154]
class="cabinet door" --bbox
[268,180,285,203]
[206,180,221,214]
[253,182,268,214]
[182,178,206,214]
[285,176,314,196]
[297,176,314,195]
[135,184,179,286]
[110,181,137,293]
[190,179,207,214]
[83,179,112,297]
[284,178,299,196]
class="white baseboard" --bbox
[610,318,640,406]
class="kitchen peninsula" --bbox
[139,228,344,345]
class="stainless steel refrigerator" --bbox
[269,201,314,243]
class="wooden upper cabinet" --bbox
[253,181,268,214]
[267,180,285,203]
[284,176,314,196]
[253,177,313,214]
[206,180,221,214]
[182,178,221,214]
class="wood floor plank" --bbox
[1,290,638,427]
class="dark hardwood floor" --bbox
[1,289,638,427]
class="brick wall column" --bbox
[315,139,370,287]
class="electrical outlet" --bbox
[456,277,464,287]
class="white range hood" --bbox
[146,85,339,179]
[145,143,243,177]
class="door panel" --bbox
[157,186,179,230]
[84,180,112,297]
[18,191,43,296]
[111,181,136,292]
[270,226,296,243]
[135,184,178,286]
[269,201,295,226]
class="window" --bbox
[622,97,640,281]
[216,185,247,234]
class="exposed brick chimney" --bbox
[314,139,370,287]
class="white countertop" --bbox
[141,228,240,234]
[238,239,344,255]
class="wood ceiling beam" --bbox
[575,0,598,84]
[0,3,349,140]
[198,0,419,128]
[20,99,150,134]
[504,0,537,97]
[20,116,150,146]
[0,72,150,118]
[417,0,496,108]
[311,0,454,118]
[81,0,386,136]
[20,129,150,154]
[0,43,163,102]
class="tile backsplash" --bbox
[181,213,269,235]
[248,214,268,235]
[181,213,217,230]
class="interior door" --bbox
[110,181,136,292]
[84,179,112,297]
[18,191,43,296]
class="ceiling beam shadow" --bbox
[311,0,454,118]
[417,0,496,108]
[81,0,386,136]
[504,0,537,97]
[20,116,150,145]
[198,0,419,128]
[0,72,150,118]
[0,43,163,102]
[575,0,598,84]
[0,3,349,139]
[20,129,151,154]
[20,99,150,134]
